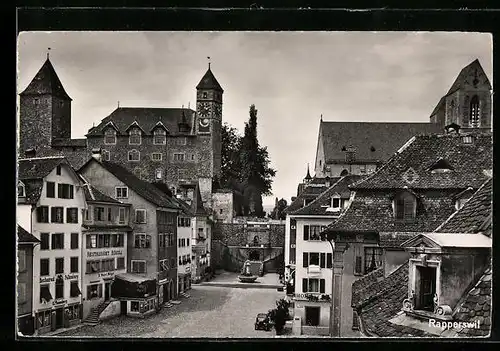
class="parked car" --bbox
[254,313,273,331]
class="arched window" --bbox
[394,191,417,221]
[128,149,140,162]
[104,128,116,145]
[340,169,349,177]
[129,128,142,145]
[469,95,480,127]
[18,181,25,197]
[153,128,166,145]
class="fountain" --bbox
[238,260,258,283]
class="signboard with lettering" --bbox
[98,272,115,278]
[53,298,67,305]
[87,249,123,258]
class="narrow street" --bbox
[58,279,284,338]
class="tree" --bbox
[270,198,288,220]
[268,298,291,335]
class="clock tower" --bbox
[196,63,224,193]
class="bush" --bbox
[268,298,291,334]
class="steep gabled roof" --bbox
[20,58,72,100]
[86,108,195,137]
[17,225,40,244]
[284,181,334,215]
[446,59,492,95]
[196,67,224,92]
[436,178,493,236]
[18,156,66,180]
[79,159,179,210]
[319,121,441,164]
[191,183,207,216]
[82,183,124,204]
[292,175,363,216]
[351,133,492,190]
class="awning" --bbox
[70,282,81,296]
[40,285,53,302]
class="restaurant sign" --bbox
[40,274,79,283]
[98,271,115,278]
[53,298,67,305]
[87,249,123,258]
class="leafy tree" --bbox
[268,299,290,335]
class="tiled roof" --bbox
[379,232,418,249]
[82,183,123,204]
[454,265,492,337]
[20,179,44,205]
[86,107,196,137]
[446,59,492,95]
[325,192,455,233]
[19,58,72,100]
[81,159,180,210]
[17,225,40,244]
[18,156,66,180]
[352,133,492,190]
[430,96,445,117]
[356,262,435,337]
[284,183,330,214]
[320,121,441,164]
[291,175,363,216]
[191,183,207,216]
[51,138,87,148]
[196,67,224,92]
[351,266,384,308]
[436,178,492,236]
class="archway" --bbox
[249,250,260,261]
[340,169,349,176]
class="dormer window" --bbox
[331,196,341,210]
[129,128,142,145]
[153,129,166,145]
[104,128,116,145]
[304,199,313,207]
[394,191,416,221]
[18,181,25,197]
[429,158,454,174]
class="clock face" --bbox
[198,102,211,117]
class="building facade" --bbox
[78,156,180,316]
[17,225,40,336]
[18,157,86,335]
[176,209,193,294]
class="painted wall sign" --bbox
[65,274,79,280]
[98,271,115,278]
[40,276,55,283]
[87,249,123,258]
[53,298,67,305]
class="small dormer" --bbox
[326,193,341,213]
[393,189,417,221]
[428,158,454,174]
[103,121,119,145]
[18,180,26,198]
[151,121,169,145]
[125,121,144,145]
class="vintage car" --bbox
[254,313,273,331]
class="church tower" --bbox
[19,55,72,154]
[195,61,224,203]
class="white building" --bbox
[175,200,193,294]
[284,175,363,336]
[18,156,86,335]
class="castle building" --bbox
[314,59,492,178]
[19,57,224,206]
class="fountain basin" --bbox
[238,275,258,283]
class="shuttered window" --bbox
[302,278,307,293]
[327,253,333,268]
[354,256,362,275]
[320,279,325,293]
[303,225,309,241]
[303,252,308,267]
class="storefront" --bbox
[292,293,332,336]
[111,273,158,318]
[35,302,83,335]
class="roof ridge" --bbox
[18,156,65,161]
[291,176,346,215]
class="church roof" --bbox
[446,59,492,95]
[196,67,224,92]
[319,121,441,165]
[350,133,492,190]
[20,58,72,100]
[86,107,196,137]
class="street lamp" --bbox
[320,230,349,338]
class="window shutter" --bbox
[404,199,414,220]
[320,279,325,293]
[70,185,74,199]
[303,225,309,241]
[94,207,98,220]
[327,253,333,268]
[302,278,307,293]
[37,207,42,222]
[51,207,56,223]
[320,253,326,268]
[303,252,308,267]
[58,184,63,198]
[354,256,362,274]
[395,199,404,219]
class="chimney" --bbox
[24,148,36,158]
[91,148,102,162]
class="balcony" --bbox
[307,265,321,275]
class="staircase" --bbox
[83,300,110,325]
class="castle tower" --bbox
[196,60,224,204]
[19,55,72,154]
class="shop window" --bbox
[112,234,124,247]
[51,207,64,223]
[70,257,78,273]
[87,283,102,299]
[51,233,64,249]
[131,301,140,312]
[66,305,80,320]
[305,306,321,327]
[70,233,79,249]
[364,247,383,275]
[86,260,100,274]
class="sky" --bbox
[17,31,492,208]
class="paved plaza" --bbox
[56,274,284,338]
